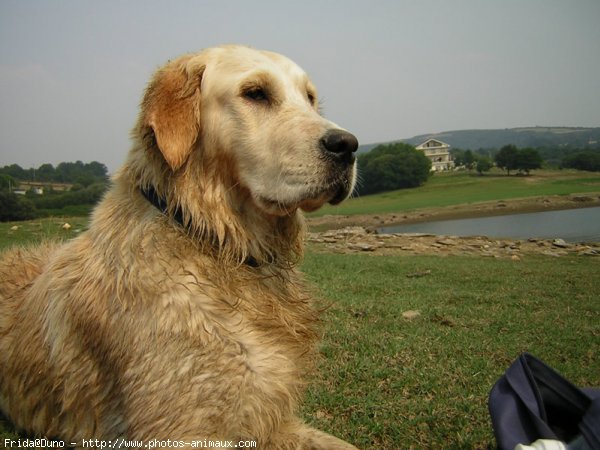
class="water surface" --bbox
[379,206,600,243]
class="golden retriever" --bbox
[0,45,359,449]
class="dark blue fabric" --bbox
[488,353,600,450]
[581,397,600,449]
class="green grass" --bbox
[301,252,599,449]
[310,169,600,217]
[0,216,89,249]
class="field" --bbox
[1,170,599,448]
[310,168,600,217]
[301,252,598,448]
[0,217,89,249]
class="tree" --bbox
[451,148,466,167]
[0,164,28,180]
[516,148,542,175]
[0,174,17,191]
[36,163,56,182]
[463,150,476,170]
[476,157,493,175]
[495,144,520,175]
[494,145,543,175]
[86,161,109,180]
[358,143,431,195]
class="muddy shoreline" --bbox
[306,193,600,232]
[305,193,600,258]
[307,226,600,258]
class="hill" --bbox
[358,126,600,153]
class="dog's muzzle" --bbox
[320,129,359,165]
[319,129,358,206]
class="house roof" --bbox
[415,138,450,149]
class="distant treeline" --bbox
[560,151,600,172]
[0,161,110,222]
[451,146,600,172]
[357,142,600,198]
[0,161,108,186]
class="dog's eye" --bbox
[307,92,316,105]
[244,87,269,103]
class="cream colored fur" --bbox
[0,45,358,449]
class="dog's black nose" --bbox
[320,130,359,158]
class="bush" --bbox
[0,192,36,221]
[357,143,431,195]
[31,182,108,211]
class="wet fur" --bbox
[0,46,357,449]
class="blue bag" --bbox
[488,353,600,450]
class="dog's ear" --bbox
[143,58,205,171]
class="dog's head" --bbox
[139,45,358,217]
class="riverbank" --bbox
[306,192,600,231]
[306,193,600,258]
[308,226,600,259]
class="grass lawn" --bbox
[310,169,600,217]
[0,217,88,249]
[301,252,599,449]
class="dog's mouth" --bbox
[298,190,337,213]
[257,177,354,216]
[298,182,351,212]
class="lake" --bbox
[379,206,600,243]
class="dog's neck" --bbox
[119,144,305,270]
[139,184,261,268]
[140,184,185,228]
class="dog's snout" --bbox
[320,130,359,158]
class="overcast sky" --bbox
[1,0,599,173]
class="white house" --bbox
[415,139,455,171]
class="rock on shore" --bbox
[307,226,600,258]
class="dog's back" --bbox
[0,242,59,327]
[0,243,61,429]
[0,235,133,439]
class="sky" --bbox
[1,0,599,173]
